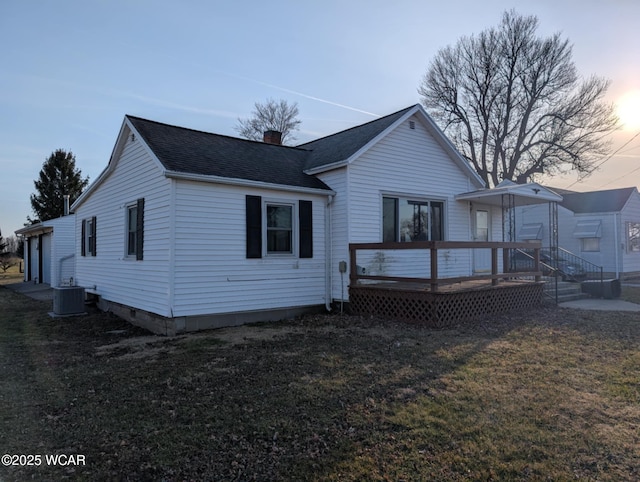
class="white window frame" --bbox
[125,202,138,258]
[627,222,640,253]
[264,200,296,257]
[84,218,95,256]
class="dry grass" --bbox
[0,285,639,481]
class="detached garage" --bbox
[16,215,76,287]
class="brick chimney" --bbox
[263,130,282,145]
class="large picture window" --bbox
[627,222,640,252]
[383,196,444,242]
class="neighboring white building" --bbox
[515,187,640,278]
[15,214,76,287]
[72,104,551,335]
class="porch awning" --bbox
[455,180,563,207]
[573,220,602,238]
[518,223,543,240]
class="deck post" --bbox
[430,247,438,292]
[349,245,357,285]
[503,248,510,276]
[492,247,498,286]
[533,247,541,283]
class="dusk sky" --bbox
[1,0,639,237]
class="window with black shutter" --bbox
[81,217,96,256]
[246,196,314,259]
[126,198,144,260]
[299,200,313,258]
[246,195,262,258]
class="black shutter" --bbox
[136,198,144,260]
[81,219,86,256]
[299,200,313,258]
[91,216,97,256]
[246,195,262,258]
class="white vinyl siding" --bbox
[316,167,348,301]
[343,114,480,283]
[74,131,172,317]
[49,215,76,287]
[171,181,327,317]
[621,193,640,274]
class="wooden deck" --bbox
[348,241,545,327]
[350,280,544,328]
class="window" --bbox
[627,222,640,252]
[246,196,312,259]
[581,238,600,252]
[126,198,144,260]
[267,204,293,254]
[81,217,96,257]
[382,196,444,242]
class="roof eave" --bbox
[305,104,486,188]
[304,159,349,175]
[164,171,335,196]
[15,223,54,236]
[71,118,133,211]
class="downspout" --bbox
[58,253,75,287]
[168,178,177,319]
[613,212,620,278]
[325,194,334,311]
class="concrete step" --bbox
[543,279,590,303]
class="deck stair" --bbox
[542,277,589,303]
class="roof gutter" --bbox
[304,159,349,176]
[164,170,335,197]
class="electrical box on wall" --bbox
[338,261,347,273]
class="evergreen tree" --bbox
[29,149,89,223]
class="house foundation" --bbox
[97,297,327,336]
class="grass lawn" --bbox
[0,279,639,481]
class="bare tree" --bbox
[0,230,16,274]
[418,10,618,187]
[235,99,301,145]
[4,235,20,256]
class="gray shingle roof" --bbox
[299,105,417,171]
[127,116,331,192]
[560,187,636,213]
[127,105,418,191]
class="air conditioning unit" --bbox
[52,287,86,316]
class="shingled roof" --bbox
[299,105,416,171]
[127,116,331,192]
[560,187,636,213]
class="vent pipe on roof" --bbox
[263,130,282,145]
[63,195,70,216]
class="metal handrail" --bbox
[542,247,604,282]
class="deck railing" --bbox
[349,241,543,292]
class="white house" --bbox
[15,214,76,287]
[515,187,640,278]
[72,104,551,335]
